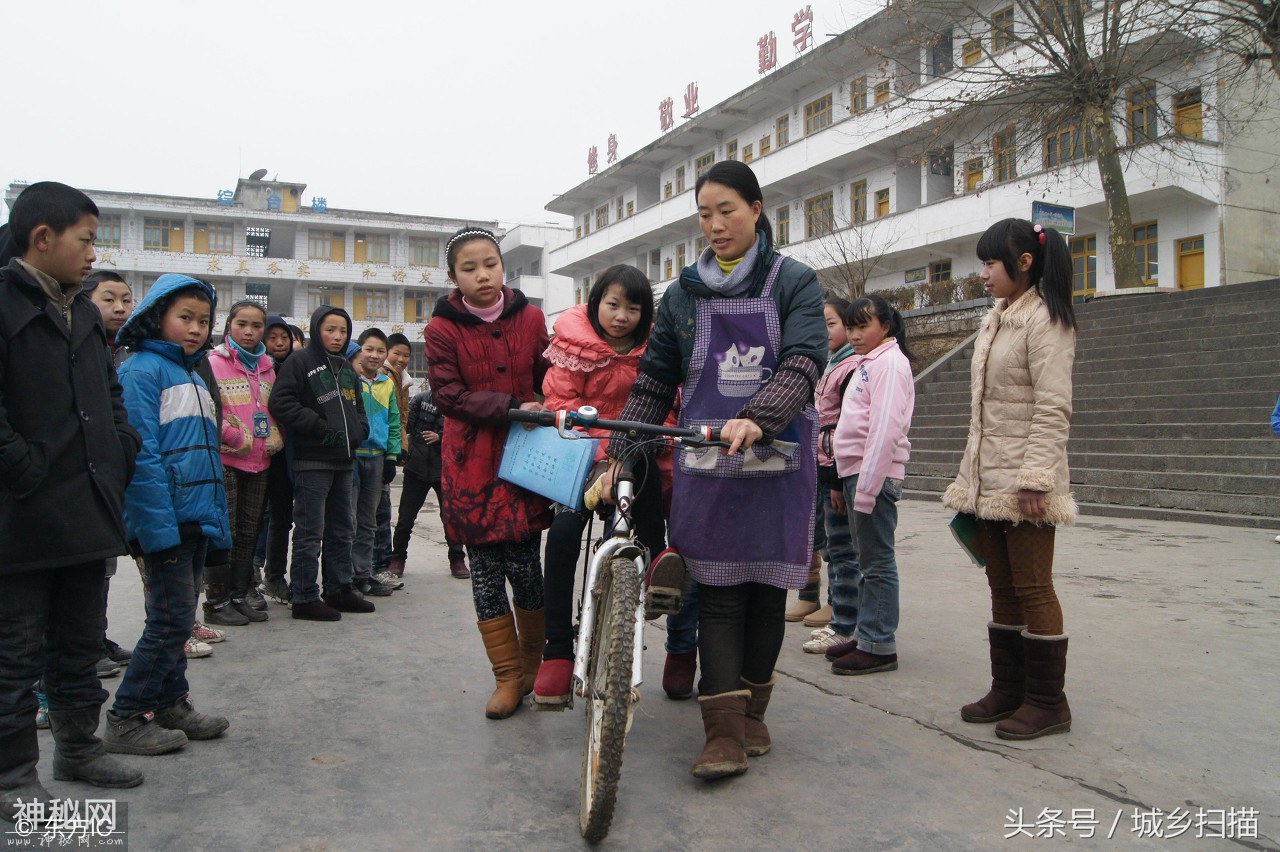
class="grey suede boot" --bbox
[153,695,229,740]
[102,710,188,757]
[47,709,144,788]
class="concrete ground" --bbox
[28,493,1280,851]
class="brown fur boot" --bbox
[512,605,546,696]
[690,690,750,780]
[996,632,1071,740]
[961,622,1026,723]
[741,677,775,757]
[477,615,524,719]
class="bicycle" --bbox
[507,406,727,844]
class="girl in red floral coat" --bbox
[423,228,552,720]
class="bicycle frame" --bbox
[573,477,647,696]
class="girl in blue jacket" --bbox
[103,274,233,757]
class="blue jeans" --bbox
[824,489,861,636]
[350,458,384,582]
[842,474,903,655]
[112,539,207,716]
[374,486,392,573]
[290,467,356,603]
[665,578,700,655]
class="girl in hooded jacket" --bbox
[104,274,232,757]
[205,301,282,626]
[531,265,671,708]
[423,227,553,720]
[943,218,1077,741]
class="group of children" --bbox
[2,169,1081,821]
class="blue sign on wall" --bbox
[216,189,234,206]
[266,194,282,212]
[1031,201,1075,235]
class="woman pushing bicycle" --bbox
[603,160,826,780]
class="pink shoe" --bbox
[532,659,574,710]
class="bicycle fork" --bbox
[573,534,647,697]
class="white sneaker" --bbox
[803,627,852,654]
[1274,534,1280,543]
[184,638,214,659]
[191,621,226,644]
[810,626,831,639]
[374,571,404,590]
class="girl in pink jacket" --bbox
[206,300,282,627]
[826,294,915,676]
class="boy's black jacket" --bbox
[0,259,141,572]
[268,305,368,463]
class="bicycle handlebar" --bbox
[509,406,724,446]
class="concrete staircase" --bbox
[907,279,1280,528]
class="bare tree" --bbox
[851,0,1220,290]
[1170,0,1280,78]
[810,214,903,301]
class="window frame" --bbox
[851,180,868,224]
[144,218,184,253]
[409,237,441,267]
[874,188,891,218]
[775,115,790,148]
[994,127,1018,182]
[695,151,716,179]
[962,38,983,65]
[851,76,868,113]
[1173,88,1203,138]
[874,80,891,105]
[804,93,833,135]
[965,157,985,191]
[1070,233,1097,303]
[1128,82,1157,144]
[991,6,1015,54]
[96,214,122,249]
[776,205,791,246]
[1132,220,1159,285]
[804,191,835,239]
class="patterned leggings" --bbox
[468,535,543,621]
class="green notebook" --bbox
[949,512,986,567]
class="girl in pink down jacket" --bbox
[827,294,916,676]
[206,300,282,625]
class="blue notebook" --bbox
[498,423,599,511]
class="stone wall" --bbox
[902,299,991,373]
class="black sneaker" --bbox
[261,577,292,605]
[153,696,229,740]
[324,587,376,613]
[102,710,188,756]
[357,577,393,597]
[229,598,268,622]
[95,658,121,679]
[103,638,132,665]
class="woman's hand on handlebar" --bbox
[720,418,763,456]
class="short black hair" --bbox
[288,325,306,346]
[358,327,388,346]
[587,265,655,346]
[445,226,502,277]
[386,332,411,352]
[693,161,773,248]
[9,182,99,253]
[118,283,212,352]
[83,270,129,295]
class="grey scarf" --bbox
[695,236,760,297]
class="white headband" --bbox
[445,229,498,258]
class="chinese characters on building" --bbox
[587,146,599,175]
[682,82,700,119]
[792,6,814,54]
[607,134,618,164]
[758,31,778,74]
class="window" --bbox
[742,143,755,163]
[875,188,891,218]
[1129,83,1157,143]
[1178,235,1205,289]
[929,260,952,283]
[776,115,790,148]
[929,33,955,76]
[649,249,661,279]
[626,201,634,217]
[577,278,590,305]
[309,230,344,262]
[596,205,609,230]
[245,282,270,309]
[663,257,673,280]
[1133,221,1158,285]
[616,196,624,221]
[1070,234,1097,303]
[695,151,716,179]
[992,6,1015,54]
[694,236,708,255]
[874,80,891,105]
[352,288,388,321]
[409,237,440,267]
[96,215,121,249]
[1044,119,1088,168]
[664,182,673,199]
[851,76,868,113]
[929,146,955,177]
[576,226,582,239]
[776,206,791,246]
[962,38,982,65]
[404,291,433,323]
[851,180,868,223]
[804,94,832,135]
[804,192,834,239]
[354,233,389,264]
[759,135,772,156]
[963,159,985,192]
[1174,88,1203,138]
[675,166,686,194]
[309,286,344,312]
[245,226,270,258]
[726,139,738,161]
[582,213,591,237]
[994,127,1017,182]
[676,242,686,272]
[144,218,184,252]
[194,222,233,255]
[530,260,541,276]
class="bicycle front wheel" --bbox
[579,556,640,844]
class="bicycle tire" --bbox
[579,556,641,844]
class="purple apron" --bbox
[668,256,817,589]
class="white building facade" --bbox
[4,176,500,376]
[498,224,575,328]
[546,4,1279,304]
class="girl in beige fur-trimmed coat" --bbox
[943,218,1077,742]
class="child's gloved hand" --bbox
[382,458,398,485]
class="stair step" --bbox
[916,389,1276,410]
[1077,309,1280,337]
[1073,346,1277,373]
[1078,331,1278,362]
[1075,360,1280,386]
[1070,467,1279,495]
[909,422,1269,441]
[1070,407,1269,427]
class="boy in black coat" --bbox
[0,183,145,822]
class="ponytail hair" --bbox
[975,217,1076,330]
[844,294,917,365]
[694,160,774,248]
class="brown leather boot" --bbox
[961,622,1026,723]
[784,552,823,622]
[690,690,750,780]
[477,614,524,719]
[741,677,775,757]
[512,605,546,696]
[996,632,1071,740]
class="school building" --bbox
[2,176,569,374]
[544,4,1279,304]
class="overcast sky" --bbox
[2,0,877,229]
